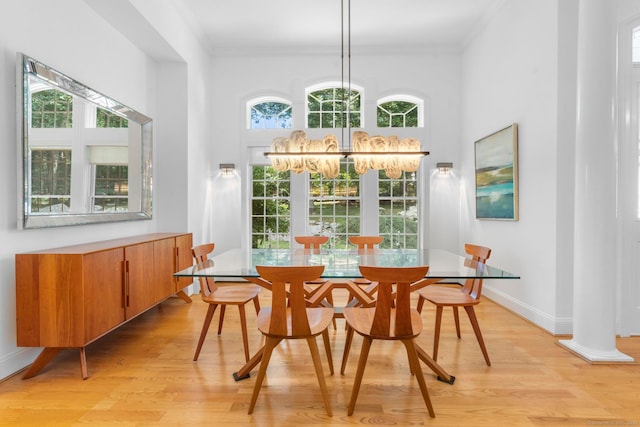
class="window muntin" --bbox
[307,87,361,128]
[96,108,128,128]
[377,100,419,128]
[308,160,360,248]
[249,99,292,129]
[378,170,418,249]
[31,89,73,128]
[92,165,128,212]
[251,166,291,248]
[30,149,72,213]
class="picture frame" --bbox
[474,123,519,220]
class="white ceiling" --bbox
[173,0,503,55]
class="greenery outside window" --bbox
[249,99,292,129]
[30,149,72,213]
[307,86,361,128]
[31,89,73,128]
[92,165,128,212]
[378,170,418,248]
[377,100,419,128]
[309,160,360,248]
[251,166,291,248]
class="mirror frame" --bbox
[16,53,153,229]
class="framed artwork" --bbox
[474,123,519,220]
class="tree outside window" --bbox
[251,166,291,248]
[250,101,292,129]
[307,87,361,128]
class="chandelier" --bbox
[265,0,429,178]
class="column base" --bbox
[558,339,635,363]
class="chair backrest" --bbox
[461,243,492,300]
[192,243,217,297]
[256,265,325,337]
[294,236,329,251]
[349,236,383,249]
[358,265,429,338]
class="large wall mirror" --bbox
[17,53,152,228]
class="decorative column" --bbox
[558,0,633,362]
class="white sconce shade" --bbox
[436,162,453,174]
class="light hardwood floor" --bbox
[1,285,639,426]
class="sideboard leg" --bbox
[175,289,193,303]
[79,347,89,379]
[22,347,60,379]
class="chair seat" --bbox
[203,284,261,305]
[420,286,480,306]
[343,307,423,340]
[257,307,334,338]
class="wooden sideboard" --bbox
[15,232,193,379]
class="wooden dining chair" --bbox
[294,235,337,328]
[348,235,383,250]
[347,235,384,302]
[191,243,261,363]
[341,265,435,417]
[248,265,335,416]
[416,244,492,366]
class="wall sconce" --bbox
[436,162,453,174]
[219,163,235,176]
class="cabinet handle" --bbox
[124,259,130,307]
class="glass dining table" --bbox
[174,247,520,384]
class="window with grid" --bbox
[251,166,291,248]
[308,160,360,248]
[30,149,72,213]
[307,86,361,128]
[378,170,418,248]
[249,99,292,129]
[377,95,423,128]
[96,108,128,128]
[31,89,73,128]
[92,165,129,212]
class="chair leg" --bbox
[253,295,261,315]
[217,305,226,335]
[321,329,334,375]
[248,336,282,414]
[464,305,491,366]
[341,324,355,375]
[307,336,333,416]
[193,304,218,361]
[416,294,425,313]
[347,336,372,416]
[432,305,443,362]
[453,307,461,338]
[326,293,337,329]
[402,339,436,417]
[238,304,250,363]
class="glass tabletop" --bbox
[174,248,520,280]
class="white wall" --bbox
[460,0,565,332]
[208,51,462,254]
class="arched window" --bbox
[377,95,423,128]
[31,89,73,128]
[306,83,362,128]
[248,97,292,129]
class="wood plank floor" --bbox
[1,285,639,426]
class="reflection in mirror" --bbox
[17,53,153,228]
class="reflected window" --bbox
[308,160,360,248]
[92,165,128,212]
[378,170,418,249]
[97,108,128,128]
[31,89,73,128]
[249,99,292,129]
[251,166,291,248]
[307,85,362,128]
[30,149,72,213]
